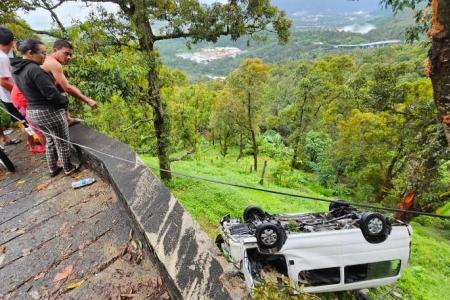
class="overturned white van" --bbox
[215,201,412,293]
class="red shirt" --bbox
[11,84,28,110]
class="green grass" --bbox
[141,146,330,236]
[437,201,450,216]
[141,145,450,300]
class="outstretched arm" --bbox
[0,78,13,92]
[52,63,97,108]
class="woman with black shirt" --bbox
[12,39,79,176]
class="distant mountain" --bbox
[272,0,382,14]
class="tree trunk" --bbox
[374,144,402,202]
[237,133,244,161]
[220,132,229,157]
[148,67,172,180]
[291,94,308,169]
[247,93,258,171]
[259,160,268,185]
[131,6,172,180]
[291,136,300,169]
[429,0,450,147]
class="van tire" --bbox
[255,223,286,252]
[359,212,390,243]
[215,234,224,251]
[243,206,265,222]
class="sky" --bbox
[19,2,119,30]
[20,1,229,30]
[19,0,380,30]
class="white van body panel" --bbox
[225,225,411,293]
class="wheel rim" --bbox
[260,229,278,246]
[367,218,383,234]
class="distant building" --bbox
[176,47,243,64]
[333,40,402,49]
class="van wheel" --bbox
[359,212,390,243]
[215,234,224,251]
[243,206,265,222]
[220,214,230,226]
[255,223,286,252]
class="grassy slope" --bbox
[141,146,450,300]
[437,201,450,216]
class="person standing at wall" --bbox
[12,39,79,176]
[0,26,26,146]
[42,40,97,125]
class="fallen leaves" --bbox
[66,279,84,290]
[53,265,74,283]
[36,182,50,191]
[122,230,144,265]
[0,245,5,265]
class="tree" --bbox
[381,0,450,147]
[170,83,215,155]
[8,0,291,180]
[335,109,400,201]
[267,57,355,169]
[228,58,270,171]
[210,88,243,157]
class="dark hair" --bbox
[53,39,73,50]
[19,39,44,55]
[0,26,14,46]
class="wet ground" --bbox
[0,133,169,299]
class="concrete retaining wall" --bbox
[69,124,245,300]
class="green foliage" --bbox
[84,95,155,153]
[270,160,293,186]
[303,131,332,172]
[335,110,399,200]
[0,110,11,129]
[259,130,290,160]
[252,276,318,300]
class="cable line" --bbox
[1,106,449,220]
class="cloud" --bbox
[19,3,119,30]
[19,1,226,30]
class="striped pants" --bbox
[27,108,72,173]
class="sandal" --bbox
[4,139,22,146]
[68,118,83,127]
[64,163,81,176]
[50,167,62,177]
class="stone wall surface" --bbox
[69,124,243,300]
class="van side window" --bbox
[299,267,340,286]
[345,260,401,283]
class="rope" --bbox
[1,105,449,220]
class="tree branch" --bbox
[14,22,63,38]
[39,0,67,33]
[154,30,229,42]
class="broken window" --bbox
[344,260,401,283]
[298,267,341,286]
[246,248,288,281]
